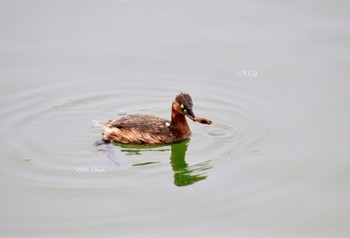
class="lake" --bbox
[1,1,349,237]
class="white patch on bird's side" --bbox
[180,104,184,109]
[165,122,170,127]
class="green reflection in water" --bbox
[133,161,161,166]
[113,140,212,187]
[170,140,209,186]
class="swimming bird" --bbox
[94,93,212,145]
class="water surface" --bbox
[1,1,350,237]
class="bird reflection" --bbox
[169,140,208,186]
[101,139,211,187]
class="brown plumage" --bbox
[95,93,212,145]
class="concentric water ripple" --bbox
[3,74,293,189]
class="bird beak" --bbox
[185,109,196,121]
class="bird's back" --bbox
[103,114,180,144]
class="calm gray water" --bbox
[1,1,350,237]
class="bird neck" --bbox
[170,102,191,136]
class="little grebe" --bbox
[95,93,212,145]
